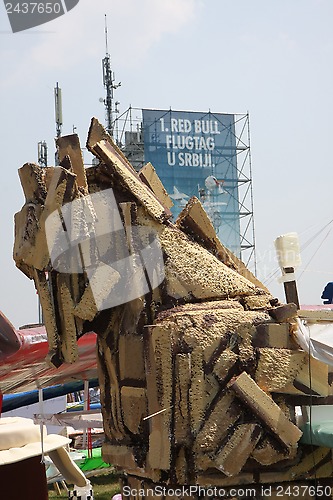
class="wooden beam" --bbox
[194,391,242,455]
[121,386,147,434]
[229,372,302,449]
[56,273,78,363]
[144,324,173,471]
[139,162,173,209]
[33,269,60,360]
[56,134,88,193]
[269,304,298,322]
[283,356,329,397]
[175,196,269,292]
[214,423,262,476]
[252,322,293,349]
[255,348,307,393]
[174,353,191,445]
[87,117,135,172]
[18,163,47,204]
[91,140,171,222]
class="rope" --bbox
[298,225,333,281]
[260,219,333,287]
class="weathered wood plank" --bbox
[121,386,147,434]
[87,117,135,172]
[56,134,88,192]
[283,356,329,396]
[214,423,262,476]
[174,353,191,445]
[175,196,268,292]
[194,391,242,455]
[73,264,120,321]
[119,334,145,382]
[56,273,78,362]
[91,143,171,221]
[255,348,307,393]
[33,269,59,359]
[252,322,294,349]
[144,324,173,471]
[251,436,297,466]
[87,119,171,222]
[139,162,173,209]
[18,162,48,204]
[229,371,302,448]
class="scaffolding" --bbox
[112,107,256,274]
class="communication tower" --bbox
[37,141,48,168]
[54,82,63,165]
[102,15,121,137]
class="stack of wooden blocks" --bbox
[14,118,333,499]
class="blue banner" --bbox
[142,109,241,256]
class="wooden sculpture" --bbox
[13,118,333,499]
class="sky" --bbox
[1,0,333,327]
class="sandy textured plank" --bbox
[56,273,78,362]
[101,338,126,439]
[194,391,242,455]
[14,203,43,279]
[119,334,145,382]
[139,162,173,209]
[102,443,139,471]
[29,167,78,271]
[215,423,262,476]
[88,137,171,222]
[18,162,48,204]
[33,269,59,357]
[283,356,329,396]
[251,436,297,466]
[213,348,239,384]
[73,263,120,321]
[174,353,191,445]
[230,371,302,448]
[175,196,269,292]
[57,134,88,192]
[87,117,135,172]
[145,324,173,470]
[252,322,293,349]
[121,386,147,434]
[255,348,307,393]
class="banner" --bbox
[142,109,241,256]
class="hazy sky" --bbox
[1,0,333,327]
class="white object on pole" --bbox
[274,232,301,270]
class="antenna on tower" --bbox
[54,82,63,165]
[102,14,121,137]
[38,141,48,168]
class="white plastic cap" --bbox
[274,232,301,269]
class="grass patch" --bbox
[48,471,121,499]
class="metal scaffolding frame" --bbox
[113,107,257,274]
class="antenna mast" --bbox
[38,141,48,168]
[54,82,63,165]
[102,14,121,137]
